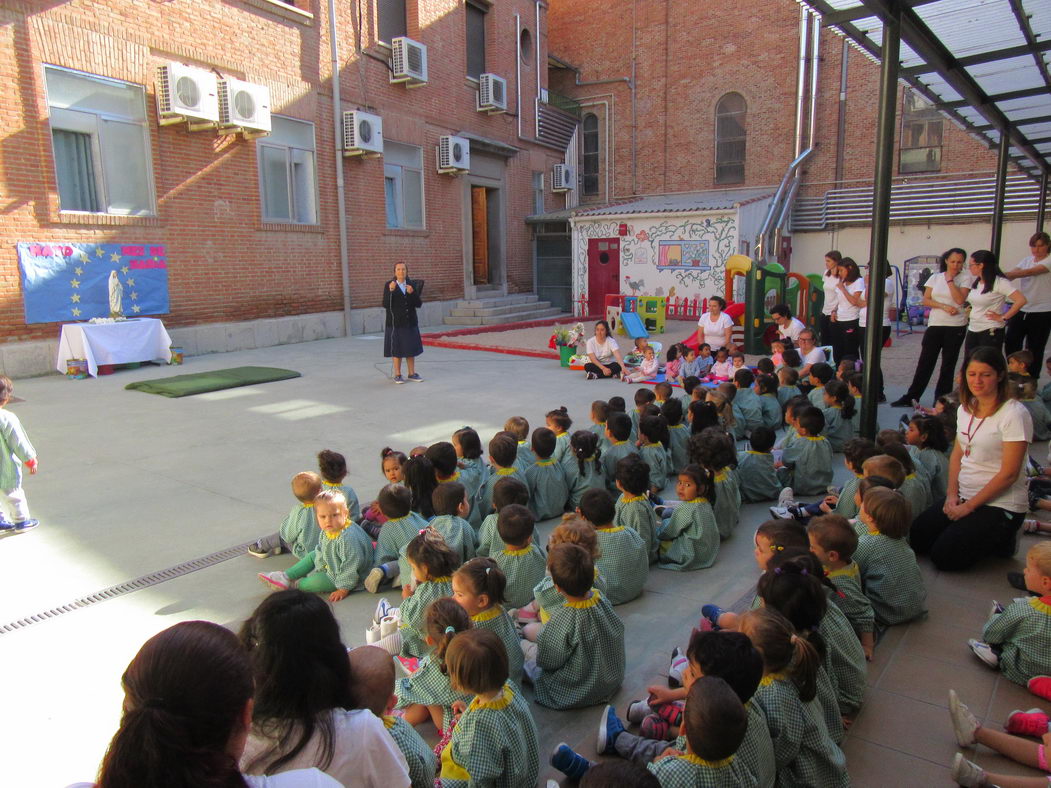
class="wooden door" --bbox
[471,186,489,285]
[587,238,620,314]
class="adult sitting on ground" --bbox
[911,347,1032,572]
[693,295,736,353]
[770,303,806,347]
[78,620,342,788]
[584,320,625,380]
[796,329,826,379]
[239,590,410,787]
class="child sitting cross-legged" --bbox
[525,427,570,521]
[526,518,606,632]
[365,483,429,593]
[475,477,533,557]
[473,433,527,522]
[772,437,878,522]
[429,482,477,565]
[258,490,374,602]
[656,464,720,572]
[856,486,928,627]
[562,429,606,509]
[614,454,659,563]
[452,557,523,684]
[347,644,437,788]
[491,503,547,610]
[776,406,833,496]
[248,471,323,559]
[807,514,876,660]
[736,426,781,504]
[438,629,540,788]
[688,427,741,540]
[662,398,690,476]
[527,543,626,709]
[361,447,407,539]
[820,379,857,453]
[638,415,671,492]
[578,488,648,605]
[755,373,783,431]
[452,427,488,530]
[317,449,362,523]
[602,412,637,489]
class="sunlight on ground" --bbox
[389,419,503,445]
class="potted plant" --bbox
[550,324,583,367]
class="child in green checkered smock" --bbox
[776,369,802,408]
[475,476,532,556]
[614,464,659,564]
[452,427,489,531]
[686,426,741,540]
[904,416,951,502]
[973,543,1051,686]
[269,473,324,559]
[639,412,672,488]
[0,376,37,530]
[375,505,430,590]
[731,371,765,437]
[588,399,611,452]
[475,432,528,522]
[737,427,781,503]
[712,468,741,540]
[601,411,636,491]
[562,430,606,508]
[856,487,927,627]
[739,608,849,788]
[523,519,607,630]
[429,482,477,562]
[384,714,434,788]
[807,514,876,659]
[658,465,720,571]
[439,629,539,788]
[820,381,856,453]
[777,430,833,496]
[531,544,626,710]
[646,677,760,788]
[580,488,648,605]
[452,557,525,683]
[525,427,570,520]
[395,598,473,733]
[546,407,574,464]
[491,504,547,609]
[833,475,863,520]
[317,448,361,522]
[756,375,783,430]
[667,420,691,475]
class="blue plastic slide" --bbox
[619,311,649,339]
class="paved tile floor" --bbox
[0,328,1043,786]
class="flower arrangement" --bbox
[549,322,586,349]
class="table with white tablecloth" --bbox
[55,318,172,377]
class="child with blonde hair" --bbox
[452,557,523,683]
[317,449,362,523]
[855,487,927,626]
[777,366,802,407]
[505,416,535,472]
[704,388,736,434]
[656,464,720,571]
[0,375,38,532]
[248,471,323,559]
[622,344,658,383]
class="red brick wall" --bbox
[0,0,563,344]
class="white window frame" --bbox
[384,142,425,230]
[43,65,157,216]
[256,115,319,225]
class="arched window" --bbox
[715,93,746,184]
[582,113,599,196]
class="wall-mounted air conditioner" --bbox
[156,63,220,129]
[437,135,470,174]
[342,110,383,157]
[218,77,271,137]
[552,163,574,191]
[390,37,428,87]
[477,74,508,114]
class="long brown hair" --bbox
[739,607,821,702]
[959,346,1009,415]
[97,621,252,788]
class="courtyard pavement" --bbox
[0,326,1044,786]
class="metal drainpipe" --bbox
[834,38,849,188]
[535,1,541,98]
[516,13,522,139]
[793,6,809,158]
[807,11,820,151]
[328,0,352,336]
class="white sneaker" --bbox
[258,571,290,591]
[948,690,980,748]
[950,752,986,788]
[364,567,385,594]
[365,623,381,645]
[989,600,1005,617]
[374,597,393,624]
[777,487,795,508]
[380,615,400,638]
[968,639,999,668]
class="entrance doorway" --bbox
[587,237,620,314]
[471,186,501,286]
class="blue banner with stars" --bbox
[16,242,169,324]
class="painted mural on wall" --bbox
[572,213,738,304]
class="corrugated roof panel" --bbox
[915,0,1025,57]
[1021,122,1051,136]
[1000,96,1051,117]
[1027,0,1051,43]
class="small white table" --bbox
[56,318,172,377]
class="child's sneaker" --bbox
[596,705,625,755]
[701,604,725,630]
[968,639,999,668]
[668,647,688,687]
[947,690,980,747]
[1028,675,1051,701]
[248,541,281,558]
[777,487,795,508]
[1024,518,1041,534]
[374,597,393,624]
[1005,708,1050,737]
[364,567,386,594]
[769,505,798,521]
[950,752,986,788]
[550,743,592,780]
[639,713,669,740]
[258,571,290,591]
[989,600,1005,617]
[12,518,38,532]
[392,375,405,384]
[625,699,651,724]
[0,519,14,531]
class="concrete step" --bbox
[443,307,567,326]
[448,300,553,318]
[456,293,540,309]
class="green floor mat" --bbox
[124,366,301,397]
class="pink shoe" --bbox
[639,713,670,740]
[1006,708,1050,737]
[1029,676,1051,702]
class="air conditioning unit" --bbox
[342,110,383,157]
[156,63,220,129]
[437,135,470,174]
[552,163,574,191]
[477,74,508,114]
[217,77,271,137]
[390,37,428,87]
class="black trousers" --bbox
[585,361,622,378]
[910,498,1024,571]
[858,325,891,398]
[833,319,860,362]
[962,327,1005,366]
[1005,311,1051,377]
[819,312,835,349]
[902,325,967,403]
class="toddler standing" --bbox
[0,376,37,532]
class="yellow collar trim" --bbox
[443,471,461,482]
[759,671,789,687]
[1029,597,1051,616]
[385,515,407,524]
[425,576,452,584]
[866,525,880,536]
[323,525,348,540]
[555,431,568,437]
[683,497,707,504]
[714,470,728,482]
[670,423,687,430]
[301,502,314,508]
[642,442,661,449]
[469,683,514,711]
[322,480,343,487]
[760,393,776,397]
[827,562,859,579]
[680,753,735,769]
[621,493,647,503]
[906,473,917,480]
[496,467,516,476]
[803,435,827,442]
[471,606,503,623]
[502,545,531,556]
[517,441,528,446]
[596,525,626,533]
[536,459,556,466]
[381,715,397,729]
[613,440,628,446]
[746,450,771,455]
[565,590,602,608]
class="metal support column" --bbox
[860,4,900,439]
[1038,170,1048,234]
[991,133,1010,258]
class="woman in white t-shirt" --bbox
[911,347,1032,570]
[694,295,735,352]
[832,257,865,362]
[962,250,1025,363]
[896,248,971,406]
[819,250,842,351]
[1004,231,1051,376]
[856,266,895,402]
[584,319,625,379]
[78,620,344,788]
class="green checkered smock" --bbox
[832,474,862,519]
[640,443,670,485]
[562,454,606,508]
[820,405,853,453]
[439,682,539,788]
[855,531,927,626]
[601,441,637,491]
[313,523,374,590]
[820,602,867,716]
[472,606,524,683]
[321,481,362,523]
[733,388,765,439]
[758,393,782,431]
[376,511,429,566]
[658,498,720,571]
[552,430,572,464]
[777,385,802,408]
[777,436,833,496]
[712,468,741,540]
[590,421,611,451]
[429,515,477,565]
[399,577,454,658]
[0,409,34,494]
[615,493,660,563]
[897,473,931,520]
[815,665,844,745]
[493,544,548,609]
[1023,399,1051,441]
[668,423,690,475]
[595,525,648,604]
[534,591,626,709]
[514,441,537,475]
[673,701,775,788]
[737,451,781,503]
[533,573,607,624]
[474,467,528,523]
[526,460,570,521]
[751,674,849,788]
[982,596,1051,685]
[475,513,540,559]
[395,653,471,721]
[279,504,321,559]
[383,714,436,788]
[827,562,875,635]
[808,385,826,409]
[647,752,758,787]
[916,447,948,502]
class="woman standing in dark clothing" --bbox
[383,261,424,384]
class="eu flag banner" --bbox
[17,242,169,325]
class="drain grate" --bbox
[0,541,255,636]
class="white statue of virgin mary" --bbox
[108,270,124,317]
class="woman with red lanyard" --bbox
[910,347,1032,570]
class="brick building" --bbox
[0,0,573,375]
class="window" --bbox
[532,171,544,214]
[465,1,487,79]
[377,0,407,44]
[715,92,746,184]
[582,113,600,196]
[257,116,318,224]
[44,66,155,215]
[900,88,943,174]
[384,141,424,229]
[520,28,533,65]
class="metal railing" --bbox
[546,90,582,117]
